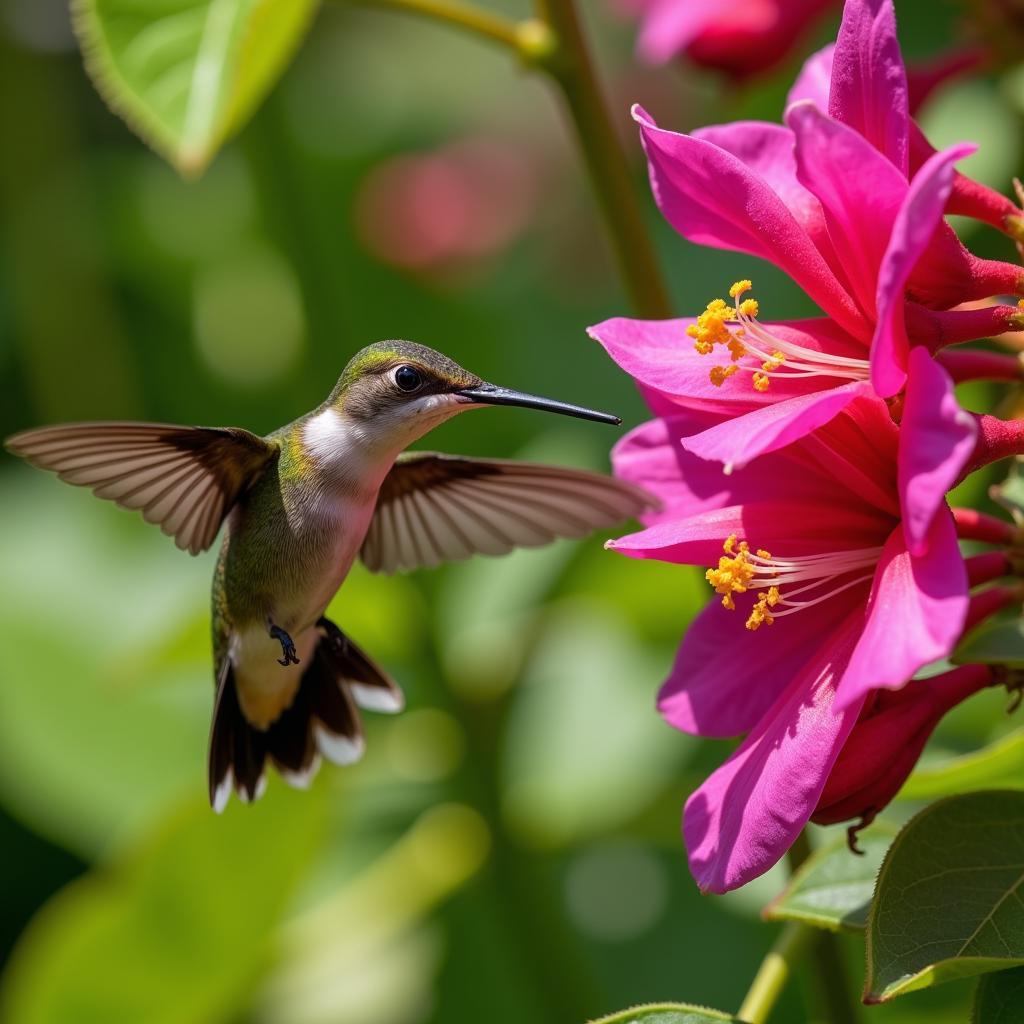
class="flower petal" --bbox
[788,43,834,109]
[828,0,909,174]
[835,514,968,709]
[589,314,853,408]
[633,105,866,336]
[681,380,873,471]
[899,347,978,555]
[871,142,976,397]
[683,613,865,892]
[661,584,863,739]
[786,101,907,317]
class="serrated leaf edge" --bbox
[587,1002,737,1023]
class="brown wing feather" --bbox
[5,422,277,554]
[361,452,659,574]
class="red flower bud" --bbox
[812,666,993,838]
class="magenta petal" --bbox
[835,515,968,710]
[828,0,909,174]
[787,101,907,316]
[899,348,978,555]
[681,381,873,470]
[871,142,976,397]
[788,43,834,109]
[683,614,865,893]
[661,585,863,739]
[633,105,866,336]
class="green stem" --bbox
[787,833,860,1024]
[333,0,674,320]
[531,0,673,319]
[737,922,814,1024]
[335,0,522,50]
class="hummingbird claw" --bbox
[270,624,300,667]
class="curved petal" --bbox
[835,514,968,709]
[683,613,866,893]
[661,584,864,739]
[681,380,873,471]
[828,0,909,174]
[788,43,834,109]
[871,142,975,397]
[787,101,907,317]
[589,314,855,409]
[899,348,978,555]
[608,499,892,567]
[633,105,866,336]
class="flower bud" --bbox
[812,666,993,839]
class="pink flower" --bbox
[606,380,1018,891]
[624,0,836,77]
[592,0,1023,495]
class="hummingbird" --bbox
[5,341,655,811]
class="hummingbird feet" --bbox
[270,624,300,667]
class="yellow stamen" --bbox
[752,372,770,392]
[710,364,739,386]
[729,280,752,299]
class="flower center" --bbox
[687,280,871,391]
[707,534,882,630]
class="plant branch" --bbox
[335,0,523,51]
[787,832,860,1024]
[531,0,673,319]
[737,922,814,1024]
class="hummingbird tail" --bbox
[208,619,404,811]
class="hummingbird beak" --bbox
[454,384,621,425]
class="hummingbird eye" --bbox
[393,365,424,393]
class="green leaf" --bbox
[974,966,1024,1023]
[72,0,319,176]
[765,826,894,932]
[0,783,324,1024]
[953,617,1024,668]
[989,458,1024,526]
[866,791,1024,1003]
[588,1004,739,1024]
[900,730,1024,801]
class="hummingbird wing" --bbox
[5,422,277,555]
[360,452,658,574]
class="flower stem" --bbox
[335,0,523,50]
[530,0,674,319]
[737,921,814,1024]
[787,831,860,1024]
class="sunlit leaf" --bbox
[899,729,1024,800]
[0,783,324,1024]
[72,0,319,175]
[974,965,1024,1023]
[765,827,893,932]
[866,791,1024,1003]
[588,1004,739,1024]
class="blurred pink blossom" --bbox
[354,137,540,276]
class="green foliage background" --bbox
[1,1,1023,1021]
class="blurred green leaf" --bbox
[990,459,1024,526]
[0,480,210,856]
[974,966,1024,1023]
[900,729,1024,800]
[954,617,1024,668]
[866,791,1024,1003]
[502,600,685,848]
[72,0,318,175]
[589,1005,739,1024]
[0,783,324,1024]
[764,827,893,933]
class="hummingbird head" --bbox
[323,340,620,456]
